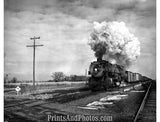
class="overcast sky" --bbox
[4,0,156,80]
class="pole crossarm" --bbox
[26,36,43,88]
[30,37,40,40]
[26,44,44,47]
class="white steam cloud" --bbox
[88,21,140,67]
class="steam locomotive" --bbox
[88,58,145,91]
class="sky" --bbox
[4,0,156,81]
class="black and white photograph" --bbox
[4,0,156,122]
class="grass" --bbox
[4,81,87,99]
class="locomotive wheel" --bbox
[102,79,108,91]
[115,81,121,86]
[91,87,98,92]
[88,77,100,91]
[90,84,101,92]
[113,79,120,87]
[103,85,107,91]
[102,77,112,91]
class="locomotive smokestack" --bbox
[93,43,106,61]
[97,57,102,61]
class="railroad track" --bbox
[134,81,156,122]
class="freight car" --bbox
[125,71,142,83]
[88,58,143,91]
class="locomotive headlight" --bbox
[94,68,98,72]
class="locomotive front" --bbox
[88,60,105,91]
[88,61,104,78]
[87,58,126,91]
[87,58,114,91]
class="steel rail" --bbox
[133,82,152,122]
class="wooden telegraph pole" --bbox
[26,36,43,88]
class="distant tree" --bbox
[4,74,9,84]
[69,75,87,81]
[47,80,54,82]
[70,75,77,81]
[11,77,18,83]
[51,72,65,82]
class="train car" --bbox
[135,73,142,81]
[126,71,132,82]
[125,71,142,83]
[133,73,136,82]
[139,73,142,81]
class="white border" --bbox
[1,0,4,122]
[156,0,159,121]
[1,0,158,121]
